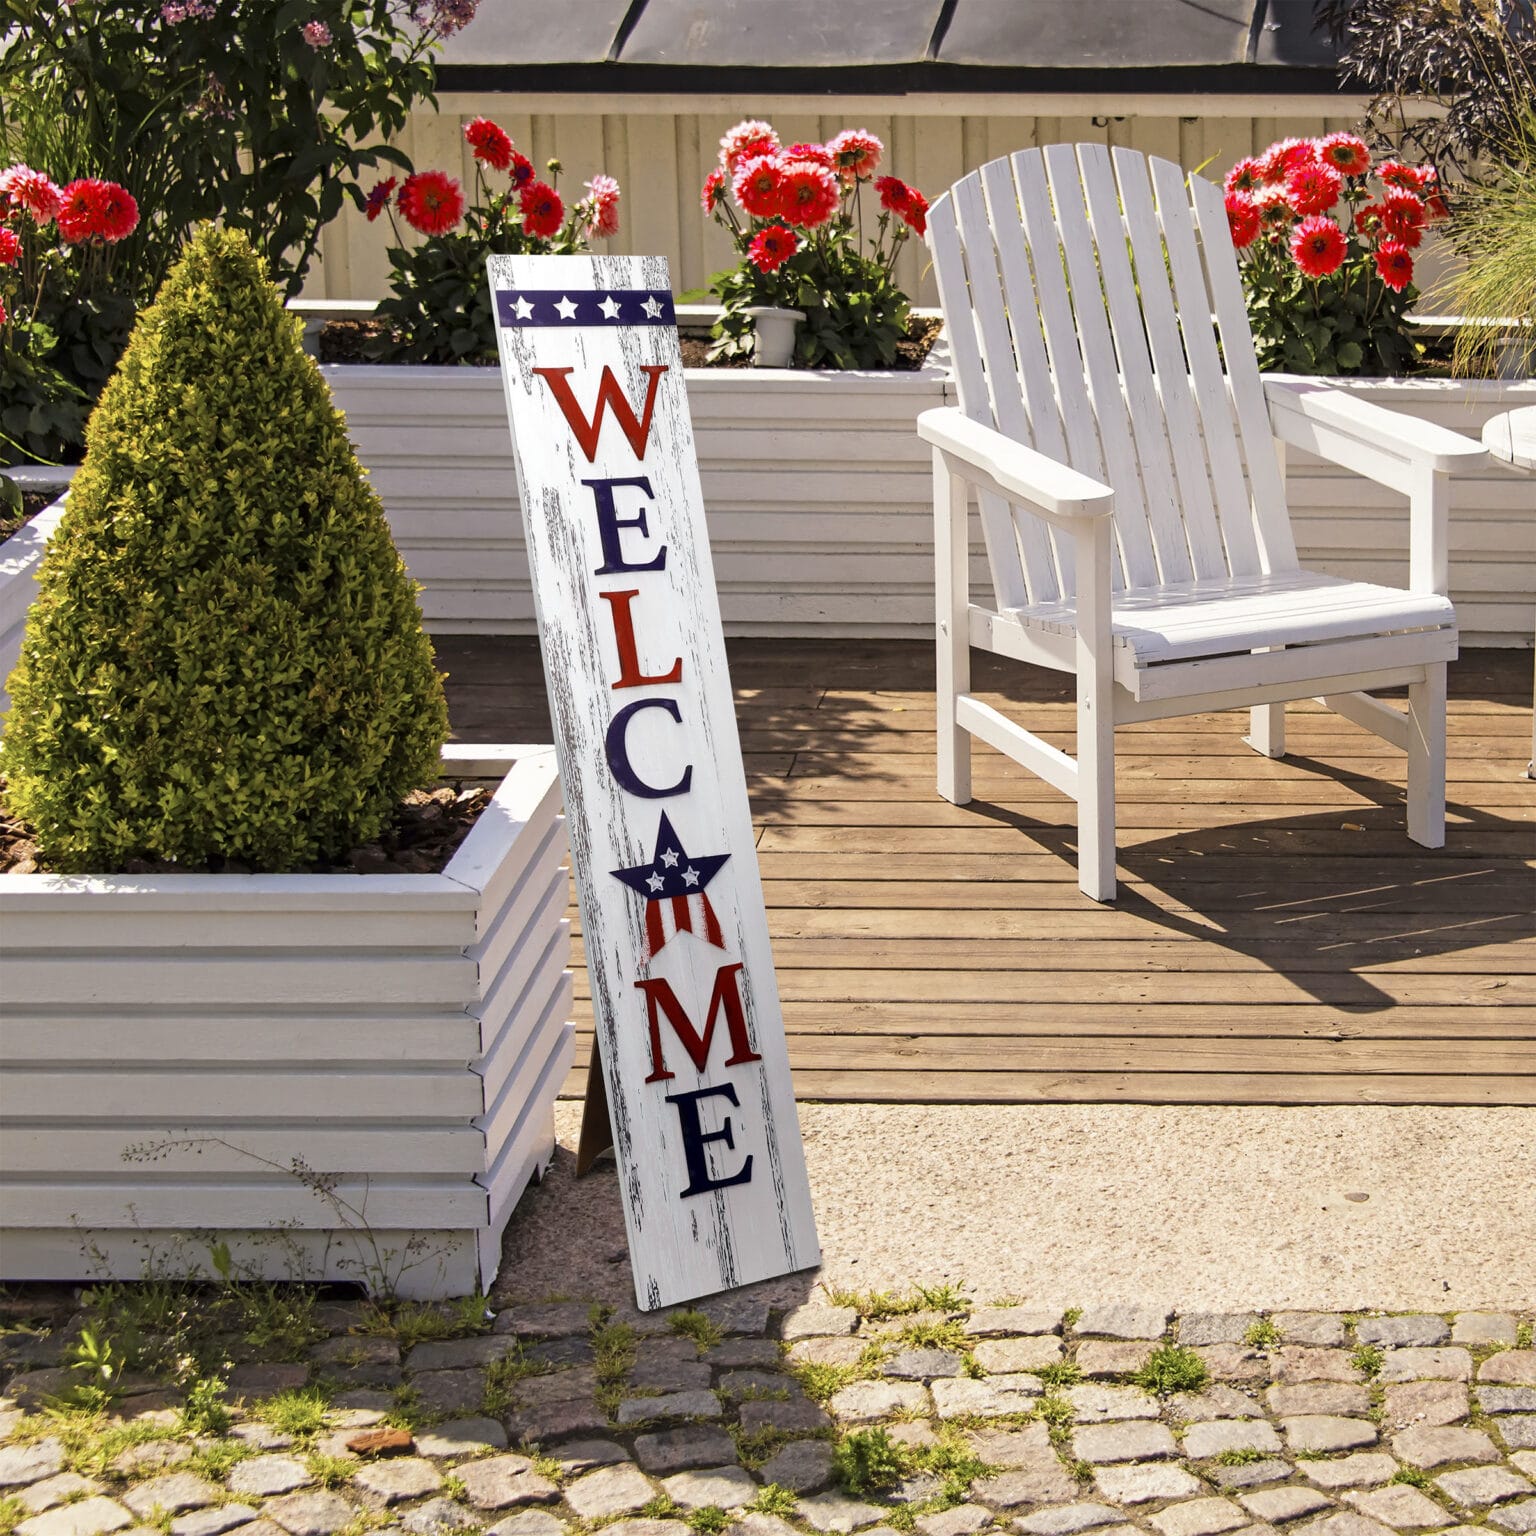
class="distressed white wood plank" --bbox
[488,253,818,1308]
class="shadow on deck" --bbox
[440,637,1536,1106]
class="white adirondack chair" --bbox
[921,143,1488,901]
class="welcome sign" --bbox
[487,253,819,1309]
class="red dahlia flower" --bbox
[1378,161,1426,191]
[0,164,62,225]
[1224,157,1265,194]
[784,143,835,169]
[56,178,138,243]
[1224,191,1261,248]
[875,175,911,213]
[1260,137,1316,184]
[1256,184,1293,224]
[1290,214,1346,277]
[465,117,513,172]
[748,223,799,273]
[94,181,138,242]
[519,179,563,237]
[827,128,883,182]
[733,155,784,218]
[509,152,535,189]
[1380,188,1426,248]
[1317,132,1371,176]
[720,120,780,174]
[397,170,465,235]
[1284,160,1342,217]
[1374,239,1414,292]
[778,159,840,229]
[0,226,18,265]
[364,177,398,221]
[897,188,929,236]
[585,174,621,238]
[701,168,727,211]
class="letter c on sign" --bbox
[605,697,694,799]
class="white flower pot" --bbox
[744,306,805,368]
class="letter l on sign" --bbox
[487,255,819,1309]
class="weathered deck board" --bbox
[441,637,1536,1106]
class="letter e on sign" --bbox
[487,255,819,1309]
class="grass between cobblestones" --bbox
[1,1283,1534,1536]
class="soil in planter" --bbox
[0,779,494,877]
[0,491,54,545]
[319,314,943,370]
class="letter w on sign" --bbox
[488,255,819,1309]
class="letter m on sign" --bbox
[635,962,764,1083]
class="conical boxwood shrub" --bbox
[1,225,449,872]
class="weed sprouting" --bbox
[1131,1346,1209,1396]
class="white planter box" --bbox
[0,497,67,721]
[323,362,953,638]
[324,366,1535,647]
[1281,377,1536,646]
[0,744,574,1300]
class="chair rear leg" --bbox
[1406,660,1447,848]
[935,455,972,805]
[1075,517,1115,901]
[1246,701,1286,758]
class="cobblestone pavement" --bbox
[3,1290,1534,1536]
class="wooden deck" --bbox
[441,638,1536,1106]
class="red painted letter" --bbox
[635,963,763,1083]
[532,364,668,462]
[599,588,683,690]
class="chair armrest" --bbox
[918,407,1114,523]
[1264,377,1488,488]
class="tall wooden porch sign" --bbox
[487,254,820,1309]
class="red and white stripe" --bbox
[644,891,726,958]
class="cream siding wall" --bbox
[305,94,1373,305]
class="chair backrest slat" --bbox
[1189,171,1299,571]
[1146,154,1264,574]
[1110,147,1229,581]
[928,189,1030,611]
[978,157,1072,601]
[1042,143,1157,592]
[929,144,1301,610]
[952,172,1062,604]
[1076,143,1193,586]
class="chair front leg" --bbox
[1075,516,1116,901]
[1407,660,1447,848]
[934,452,972,806]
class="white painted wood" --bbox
[0,497,67,727]
[487,252,818,1309]
[924,145,1482,897]
[1318,690,1412,752]
[0,746,574,1299]
[935,456,972,806]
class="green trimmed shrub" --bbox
[1,224,448,873]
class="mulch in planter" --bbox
[0,492,54,546]
[319,314,943,370]
[0,779,493,877]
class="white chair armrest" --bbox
[918,407,1114,523]
[1264,377,1488,480]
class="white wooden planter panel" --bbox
[0,498,66,721]
[319,367,1534,646]
[0,745,575,1299]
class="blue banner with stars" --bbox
[496,289,676,329]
